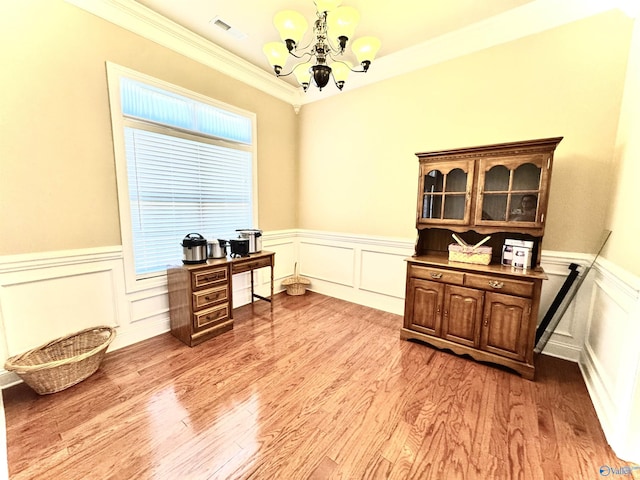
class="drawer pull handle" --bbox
[202,273,224,282]
[430,273,443,279]
[489,280,504,289]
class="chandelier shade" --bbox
[273,10,308,47]
[263,42,290,74]
[263,1,380,92]
[352,36,381,70]
[327,6,360,49]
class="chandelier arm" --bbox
[275,53,316,78]
[325,37,345,55]
[292,38,315,53]
[288,51,312,60]
[325,55,367,73]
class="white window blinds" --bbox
[119,77,255,276]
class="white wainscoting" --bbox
[0,247,130,387]
[536,251,594,362]
[580,257,640,465]
[297,230,413,315]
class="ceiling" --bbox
[137,0,533,91]
[134,0,535,85]
[71,0,633,104]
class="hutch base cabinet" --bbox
[402,138,562,380]
[402,257,546,380]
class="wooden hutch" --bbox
[402,137,563,380]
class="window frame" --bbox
[106,62,259,292]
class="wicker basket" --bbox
[4,326,116,395]
[281,263,311,296]
[448,234,493,265]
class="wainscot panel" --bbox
[296,231,414,315]
[0,247,129,388]
[580,257,640,465]
[537,252,594,362]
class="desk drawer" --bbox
[232,257,272,274]
[194,303,229,329]
[192,285,228,311]
[192,267,228,290]
[465,273,534,297]
[409,265,464,285]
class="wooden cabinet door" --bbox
[405,278,444,336]
[480,292,531,361]
[441,285,484,347]
[474,155,551,230]
[417,160,475,226]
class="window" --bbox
[107,63,258,287]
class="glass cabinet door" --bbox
[475,157,547,226]
[418,161,474,225]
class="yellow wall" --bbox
[1,2,637,278]
[605,17,640,276]
[0,0,298,255]
[298,10,633,256]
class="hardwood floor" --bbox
[3,292,634,479]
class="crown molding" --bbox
[65,0,624,108]
[301,0,625,104]
[63,0,303,106]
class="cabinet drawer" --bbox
[232,257,272,274]
[409,265,464,285]
[194,303,229,329]
[192,267,228,290]
[464,273,534,297]
[192,285,228,311]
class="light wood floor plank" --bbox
[3,292,632,480]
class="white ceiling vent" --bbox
[209,16,247,40]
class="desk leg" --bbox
[270,264,274,310]
[251,270,254,303]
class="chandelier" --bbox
[263,0,381,92]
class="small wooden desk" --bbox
[167,251,275,347]
[229,251,275,306]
